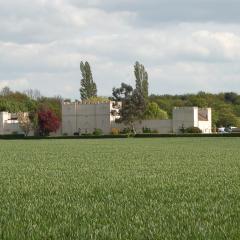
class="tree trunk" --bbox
[130,122,136,135]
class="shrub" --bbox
[212,126,217,133]
[120,128,133,134]
[142,127,151,133]
[111,128,120,135]
[184,127,202,134]
[142,127,159,134]
[93,128,103,136]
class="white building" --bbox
[0,112,23,135]
[173,107,212,133]
[0,104,212,136]
[62,101,121,135]
[62,101,212,135]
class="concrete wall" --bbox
[135,120,173,134]
[62,101,121,135]
[62,103,76,135]
[76,103,111,134]
[0,112,4,135]
[62,103,212,135]
[172,107,196,133]
[172,107,212,133]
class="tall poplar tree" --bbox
[134,61,149,100]
[80,61,97,100]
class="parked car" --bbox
[218,126,239,133]
[218,127,227,133]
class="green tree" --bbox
[234,105,240,117]
[0,86,11,96]
[149,97,173,117]
[217,107,240,127]
[86,96,109,103]
[80,61,97,101]
[134,61,149,100]
[224,92,238,104]
[144,102,168,120]
[186,96,208,108]
[37,96,62,120]
[112,83,146,133]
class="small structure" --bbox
[62,102,212,135]
[0,112,23,135]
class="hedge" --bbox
[1,133,240,140]
[0,134,129,140]
[0,134,25,139]
[134,133,240,138]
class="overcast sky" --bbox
[1,0,240,99]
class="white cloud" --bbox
[0,0,240,99]
[0,78,29,90]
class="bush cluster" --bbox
[142,127,158,134]
[111,128,120,135]
[93,128,103,136]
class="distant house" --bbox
[0,112,23,135]
[62,101,212,135]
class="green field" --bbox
[0,138,240,239]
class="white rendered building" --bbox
[62,101,212,135]
[62,101,121,135]
[0,112,23,135]
[172,107,212,133]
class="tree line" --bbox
[0,87,61,136]
[149,92,240,128]
[0,61,239,136]
[80,61,168,133]
[80,61,240,131]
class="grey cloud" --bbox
[1,0,240,98]
[68,0,240,24]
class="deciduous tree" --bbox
[144,102,168,120]
[0,86,11,96]
[38,109,60,136]
[17,112,32,136]
[24,89,41,100]
[112,83,146,133]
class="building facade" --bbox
[0,105,212,136]
[62,101,121,135]
[172,107,212,134]
[62,102,212,135]
[0,112,23,135]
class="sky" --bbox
[1,0,240,99]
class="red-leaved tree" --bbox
[38,109,60,136]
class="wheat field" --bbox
[0,138,240,239]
